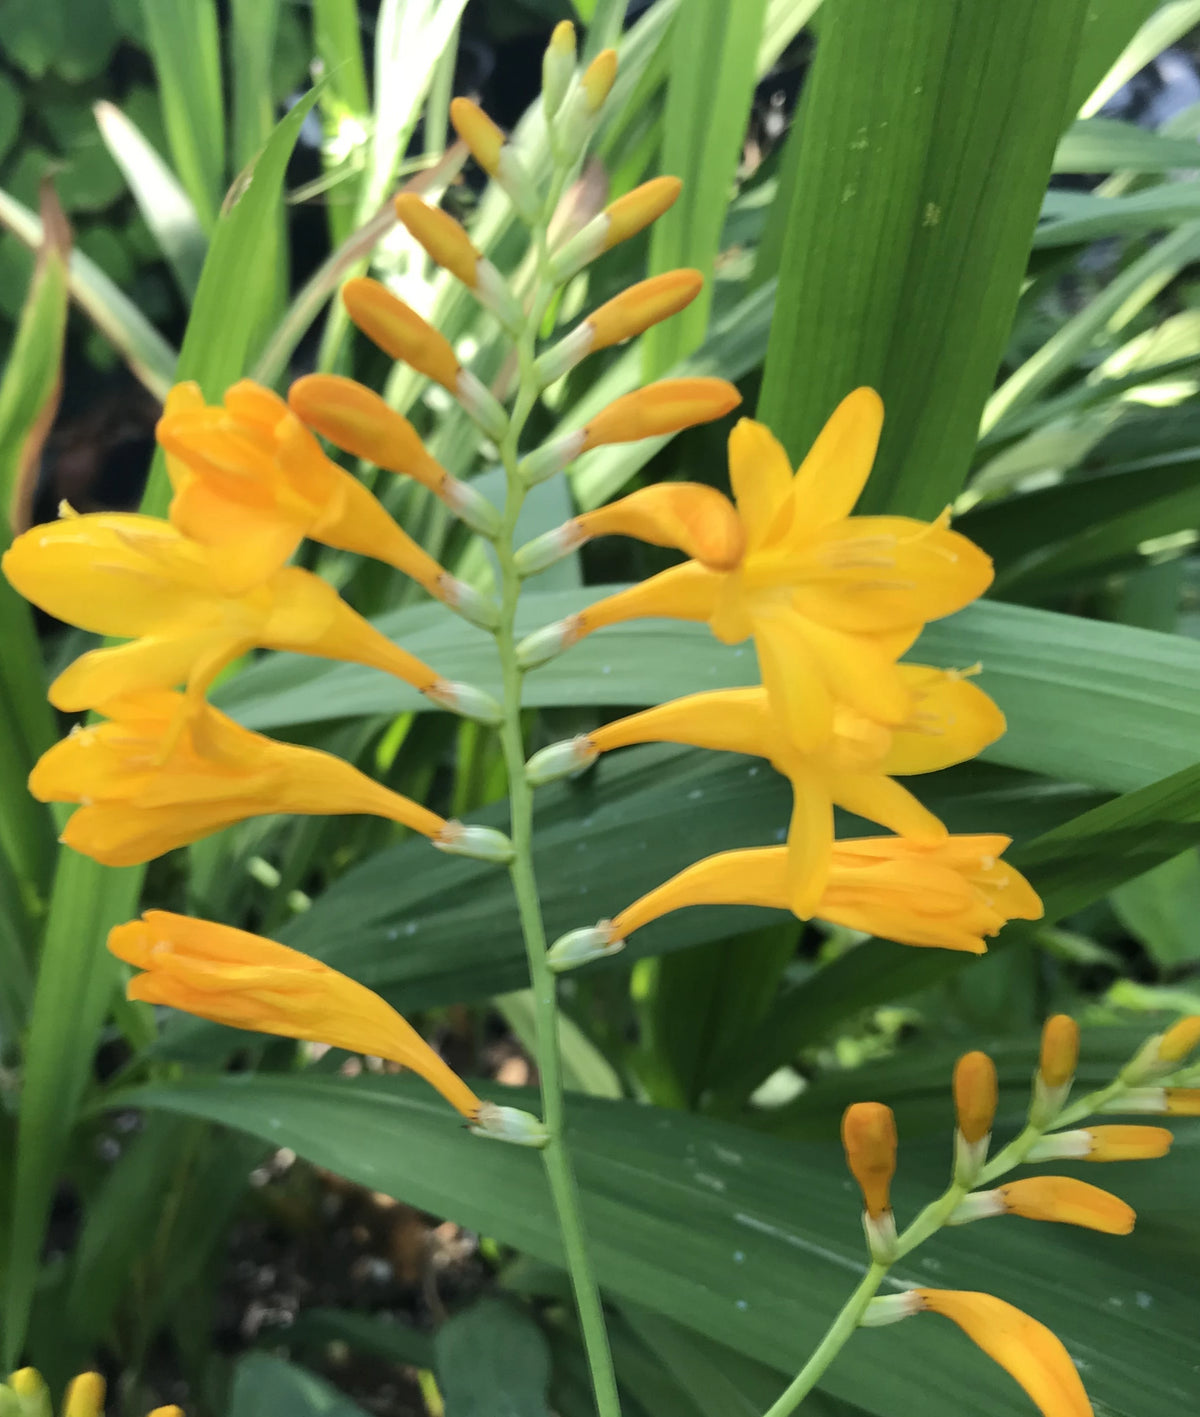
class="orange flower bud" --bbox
[1082,1125,1172,1161]
[1158,1014,1200,1065]
[342,278,460,392]
[581,377,742,451]
[64,1373,105,1417]
[1165,1087,1200,1114]
[589,269,704,350]
[449,97,505,175]
[604,176,682,250]
[1038,1014,1079,1088]
[998,1176,1134,1234]
[395,194,479,288]
[575,483,745,570]
[841,1102,897,1218]
[954,1050,998,1144]
[581,48,618,112]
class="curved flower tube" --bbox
[0,512,478,716]
[159,380,491,621]
[524,393,993,750]
[564,834,1041,957]
[109,911,483,1120]
[29,691,457,866]
[539,665,1004,914]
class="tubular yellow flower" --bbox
[342,278,508,440]
[955,1050,998,1144]
[592,834,1040,954]
[1157,1014,1200,1064]
[573,484,745,569]
[915,1290,1091,1417]
[1039,1015,1080,1088]
[29,691,453,866]
[1026,1125,1172,1162]
[841,1102,897,1218]
[0,513,457,714]
[530,396,994,750]
[561,668,1004,914]
[159,380,480,610]
[287,374,500,536]
[955,1177,1135,1234]
[109,912,482,1119]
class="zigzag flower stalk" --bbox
[759,1014,1200,1417]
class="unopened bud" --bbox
[63,1375,105,1417]
[513,521,587,577]
[534,324,595,386]
[8,1372,50,1417]
[971,1177,1136,1235]
[582,49,618,111]
[1026,1125,1172,1163]
[519,430,586,485]
[439,574,500,630]
[1166,1087,1200,1113]
[543,21,577,122]
[396,195,524,333]
[841,1102,897,1229]
[547,923,624,971]
[425,679,503,725]
[1154,1015,1200,1070]
[443,475,502,538]
[526,735,598,786]
[1032,1013,1079,1125]
[434,822,514,864]
[342,278,461,393]
[449,99,541,222]
[953,1050,997,1184]
[515,616,581,669]
[470,1102,549,1147]
[551,177,683,282]
[580,378,741,451]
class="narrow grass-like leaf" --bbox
[1078,0,1200,118]
[1034,184,1200,247]
[757,0,1090,518]
[230,0,282,169]
[1053,117,1200,173]
[138,0,226,230]
[93,101,206,299]
[642,0,769,374]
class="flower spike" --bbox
[342,278,508,441]
[109,912,483,1120]
[394,194,524,332]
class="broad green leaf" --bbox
[757,0,1090,518]
[121,1072,1200,1417]
[0,185,178,398]
[496,991,622,1099]
[93,100,206,300]
[1053,117,1200,173]
[642,0,769,374]
[229,1353,373,1417]
[435,1299,553,1417]
[138,0,226,230]
[1111,850,1200,969]
[215,587,1200,797]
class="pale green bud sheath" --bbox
[434,823,515,864]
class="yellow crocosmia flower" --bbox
[599,834,1041,954]
[914,1290,1092,1417]
[544,394,993,750]
[109,912,482,1119]
[571,665,1003,914]
[1,513,442,713]
[953,1176,1134,1234]
[30,691,449,867]
[158,380,468,607]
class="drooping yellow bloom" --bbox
[586,834,1041,955]
[841,1102,897,1218]
[530,394,994,750]
[953,1176,1134,1234]
[1,512,452,714]
[914,1291,1092,1417]
[109,912,482,1119]
[30,691,450,866]
[544,665,1004,914]
[158,380,488,618]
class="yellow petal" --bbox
[589,688,771,758]
[777,387,883,535]
[47,630,246,713]
[880,665,1006,775]
[610,846,789,939]
[783,769,835,918]
[342,278,461,392]
[726,418,794,550]
[580,378,741,450]
[829,771,947,842]
[751,611,834,754]
[575,561,723,637]
[110,912,481,1118]
[917,1290,1092,1417]
[841,1101,897,1218]
[576,483,745,569]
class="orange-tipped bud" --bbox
[343,277,459,391]
[591,269,704,349]
[1038,1014,1079,1088]
[543,21,577,121]
[954,1051,998,1144]
[1158,1014,1200,1065]
[841,1102,897,1219]
[450,97,505,175]
[575,483,744,570]
[581,377,741,451]
[1000,1177,1135,1234]
[395,194,479,288]
[1028,1124,1173,1162]
[64,1373,105,1417]
[551,177,684,281]
[581,48,618,112]
[1166,1087,1200,1113]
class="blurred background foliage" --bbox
[3,1,1200,1415]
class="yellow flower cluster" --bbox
[0,1369,178,1417]
[525,392,1044,961]
[839,1014,1200,1417]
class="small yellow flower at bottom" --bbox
[4,1370,181,1417]
[109,912,482,1120]
[550,835,1042,965]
